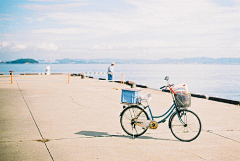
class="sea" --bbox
[0,64,239,101]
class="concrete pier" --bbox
[0,75,240,161]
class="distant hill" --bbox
[1,57,239,64]
[155,57,240,64]
[53,57,240,64]
[4,58,39,64]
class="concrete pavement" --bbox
[0,75,240,161]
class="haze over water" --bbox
[1,64,239,101]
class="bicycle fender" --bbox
[119,109,125,117]
[119,105,145,117]
[168,112,176,128]
[119,106,135,117]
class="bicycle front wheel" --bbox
[120,106,149,137]
[170,109,201,142]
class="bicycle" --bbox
[120,76,201,142]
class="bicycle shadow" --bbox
[74,130,178,142]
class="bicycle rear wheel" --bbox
[120,106,149,137]
[170,109,201,142]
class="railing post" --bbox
[68,73,70,84]
[9,71,14,84]
[121,73,124,84]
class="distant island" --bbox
[0,58,39,64]
[1,57,240,64]
[50,57,240,64]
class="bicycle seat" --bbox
[140,94,152,102]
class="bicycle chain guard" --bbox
[134,119,158,129]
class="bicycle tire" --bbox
[120,106,149,137]
[169,109,201,142]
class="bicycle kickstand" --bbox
[132,126,135,139]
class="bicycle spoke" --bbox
[170,109,201,142]
[120,106,149,137]
[133,125,139,134]
[122,113,132,120]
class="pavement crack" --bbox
[16,81,55,161]
[205,130,240,143]
[176,149,208,160]
[69,96,89,108]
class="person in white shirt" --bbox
[107,62,114,80]
[46,65,50,75]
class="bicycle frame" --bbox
[136,79,184,123]
[146,103,176,124]
[136,85,186,126]
[144,102,186,126]
[122,76,187,127]
[120,76,201,142]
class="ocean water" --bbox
[0,64,239,101]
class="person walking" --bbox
[108,62,114,80]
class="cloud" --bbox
[1,42,11,48]
[0,14,14,21]
[35,43,58,51]
[29,0,85,1]
[32,27,91,34]
[39,1,239,37]
[1,0,240,60]
[0,42,58,52]
[24,0,240,39]
[0,42,27,52]
[22,2,92,12]
[29,0,60,2]
[25,0,239,58]
[24,17,45,22]
[24,17,33,23]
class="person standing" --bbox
[46,65,51,75]
[108,62,114,80]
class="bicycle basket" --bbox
[172,84,191,108]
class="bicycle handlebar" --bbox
[160,84,176,95]
[160,86,167,89]
[161,76,176,95]
[160,84,174,90]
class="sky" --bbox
[0,0,240,61]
